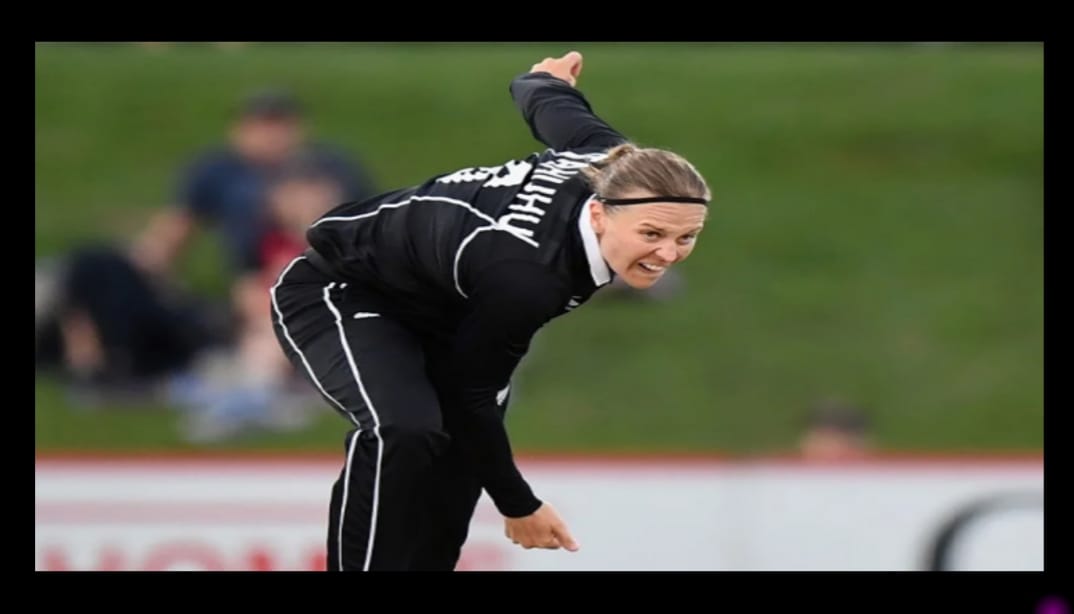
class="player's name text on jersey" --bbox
[496,152,605,246]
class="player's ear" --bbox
[589,199,607,235]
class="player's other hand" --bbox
[530,51,583,87]
[504,502,580,551]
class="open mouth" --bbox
[638,262,666,274]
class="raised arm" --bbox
[510,51,627,152]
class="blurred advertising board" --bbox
[35,454,1042,571]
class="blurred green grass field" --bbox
[34,42,1042,453]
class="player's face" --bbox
[590,197,707,289]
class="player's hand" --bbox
[504,502,580,551]
[530,51,584,87]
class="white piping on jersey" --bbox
[453,153,608,298]
[323,281,384,572]
[339,429,362,571]
[311,195,529,239]
[311,194,541,300]
[311,199,414,226]
[271,256,358,425]
[453,226,501,298]
[353,312,380,319]
[272,256,382,566]
[578,196,613,286]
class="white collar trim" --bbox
[578,195,612,287]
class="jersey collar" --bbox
[578,195,612,287]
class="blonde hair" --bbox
[580,143,711,209]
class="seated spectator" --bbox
[35,244,227,405]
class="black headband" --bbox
[598,195,708,206]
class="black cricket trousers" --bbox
[270,255,497,571]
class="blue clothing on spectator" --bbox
[176,143,376,273]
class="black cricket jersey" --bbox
[303,72,627,516]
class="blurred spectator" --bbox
[797,400,874,460]
[114,87,377,438]
[175,157,347,442]
[130,86,376,284]
[34,245,227,404]
[38,88,376,433]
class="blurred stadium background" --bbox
[35,42,1043,571]
[36,42,1042,454]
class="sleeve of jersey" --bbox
[509,73,628,152]
[447,259,569,518]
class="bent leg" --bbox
[272,259,449,570]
